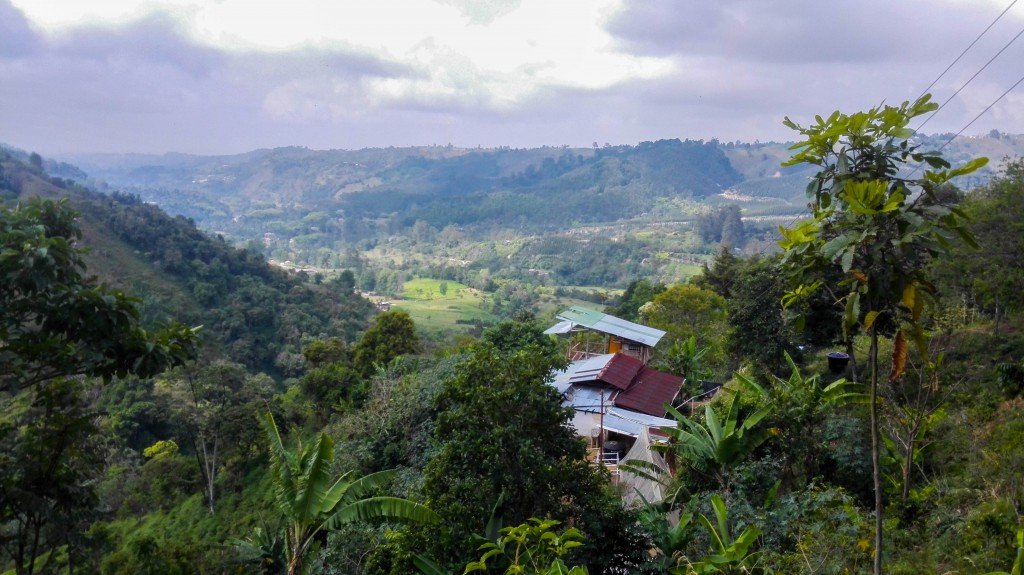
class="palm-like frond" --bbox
[619,459,673,485]
[327,496,440,528]
[658,392,773,481]
[292,433,338,525]
[261,411,298,516]
[258,411,438,575]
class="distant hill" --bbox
[1,150,375,379]
[64,140,742,232]
[63,133,1023,230]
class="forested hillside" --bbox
[2,151,375,378]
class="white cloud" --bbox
[4,0,1024,154]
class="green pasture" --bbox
[394,278,498,340]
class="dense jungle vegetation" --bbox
[3,100,1024,574]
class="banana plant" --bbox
[675,495,763,575]
[259,411,439,575]
[655,392,775,490]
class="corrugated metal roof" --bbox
[564,386,615,413]
[551,353,682,418]
[601,408,677,438]
[612,366,682,418]
[599,353,644,391]
[542,320,575,335]
[549,354,616,394]
[551,306,665,347]
[550,353,643,392]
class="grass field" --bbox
[390,278,498,341]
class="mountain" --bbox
[64,133,1024,235]
[0,149,375,379]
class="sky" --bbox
[2,0,1023,155]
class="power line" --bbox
[936,70,1024,153]
[915,22,1024,133]
[915,0,1020,102]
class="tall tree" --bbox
[416,340,627,572]
[690,246,740,299]
[1,198,199,573]
[605,279,666,322]
[157,361,271,513]
[777,94,986,574]
[353,310,419,376]
[0,379,104,575]
[937,159,1024,333]
[726,255,795,374]
[1,198,198,393]
[641,284,729,374]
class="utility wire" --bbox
[915,0,1020,102]
[915,22,1024,133]
[936,70,1024,153]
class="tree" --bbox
[937,159,1024,333]
[258,411,439,575]
[654,392,774,493]
[725,256,795,374]
[0,378,104,575]
[353,310,419,376]
[464,519,588,575]
[690,246,739,299]
[157,361,272,513]
[605,279,666,322]
[1,198,199,573]
[1,198,199,393]
[641,285,729,374]
[777,94,986,574]
[416,341,622,571]
[480,315,558,356]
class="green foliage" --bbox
[778,94,985,358]
[642,284,729,375]
[464,518,588,575]
[660,335,712,392]
[778,94,987,574]
[90,192,373,378]
[696,205,746,247]
[605,278,666,322]
[0,378,104,575]
[937,159,1024,331]
[682,495,764,575]
[257,411,439,575]
[690,246,739,299]
[736,353,865,489]
[655,393,774,492]
[985,529,1024,575]
[725,256,796,374]
[354,310,420,376]
[480,315,558,356]
[409,340,632,573]
[303,338,351,368]
[157,361,272,513]
[0,198,199,392]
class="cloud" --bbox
[2,0,1023,154]
[0,1,39,57]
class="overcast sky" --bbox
[2,0,1023,155]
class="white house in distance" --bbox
[544,306,681,505]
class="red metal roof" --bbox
[596,353,644,391]
[613,366,683,418]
